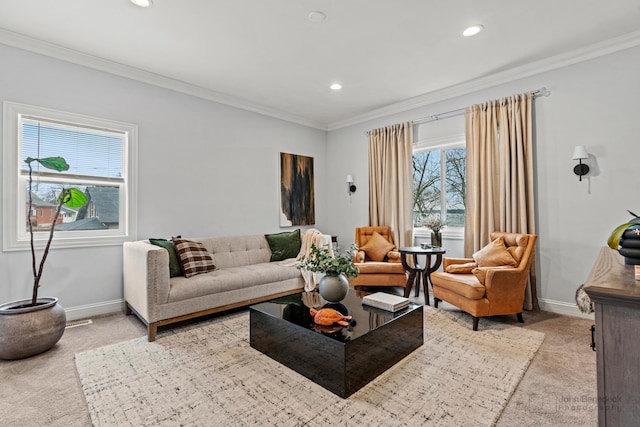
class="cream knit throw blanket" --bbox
[298,228,334,291]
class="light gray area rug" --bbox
[75,307,544,426]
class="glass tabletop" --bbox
[250,289,422,343]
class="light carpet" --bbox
[75,307,544,426]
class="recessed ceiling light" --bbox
[462,25,484,37]
[131,0,153,7]
[330,83,342,90]
[308,11,327,23]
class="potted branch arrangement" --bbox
[0,157,87,360]
[424,216,446,248]
[297,244,359,303]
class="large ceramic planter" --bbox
[318,273,349,303]
[0,297,66,360]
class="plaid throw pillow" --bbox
[172,238,216,278]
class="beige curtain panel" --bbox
[368,122,413,248]
[464,93,538,310]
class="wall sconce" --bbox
[346,174,357,195]
[572,146,590,181]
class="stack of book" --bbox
[362,292,410,312]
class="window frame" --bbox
[413,134,465,240]
[3,101,138,251]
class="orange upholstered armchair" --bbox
[431,232,537,331]
[352,226,408,289]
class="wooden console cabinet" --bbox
[584,247,640,426]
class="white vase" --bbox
[318,273,349,303]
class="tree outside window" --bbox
[413,146,466,229]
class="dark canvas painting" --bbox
[280,152,315,226]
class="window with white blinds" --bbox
[3,102,138,250]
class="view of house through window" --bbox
[412,145,466,229]
[23,119,123,234]
[3,101,137,250]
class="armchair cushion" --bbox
[472,237,518,267]
[359,231,395,262]
[355,261,406,274]
[445,262,478,274]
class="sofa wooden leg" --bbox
[472,316,479,331]
[517,312,524,323]
[148,323,158,342]
[434,298,440,308]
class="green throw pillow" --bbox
[265,229,302,262]
[149,237,183,277]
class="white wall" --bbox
[3,42,639,317]
[0,45,327,314]
[326,45,640,313]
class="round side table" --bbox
[399,246,446,305]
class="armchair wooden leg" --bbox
[434,298,440,308]
[517,312,524,323]
[472,316,479,331]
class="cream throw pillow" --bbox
[359,231,395,262]
[472,237,518,267]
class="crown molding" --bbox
[3,27,640,134]
[0,28,328,131]
[327,30,640,131]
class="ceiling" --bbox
[1,1,640,130]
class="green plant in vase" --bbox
[0,156,87,360]
[297,244,359,302]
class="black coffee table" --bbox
[249,289,423,398]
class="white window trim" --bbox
[413,133,465,240]
[3,101,138,251]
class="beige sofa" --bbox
[123,234,304,341]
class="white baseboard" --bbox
[538,298,594,320]
[65,299,125,321]
[63,297,594,322]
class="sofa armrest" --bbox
[123,241,171,323]
[354,250,366,263]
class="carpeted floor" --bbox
[75,307,543,426]
[0,298,597,427]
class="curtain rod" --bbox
[410,87,550,125]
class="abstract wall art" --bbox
[280,152,315,226]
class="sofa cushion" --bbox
[265,229,302,262]
[359,231,395,262]
[168,263,301,302]
[173,238,217,278]
[472,237,518,267]
[445,262,478,274]
[149,238,183,278]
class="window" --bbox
[412,136,465,237]
[3,102,137,250]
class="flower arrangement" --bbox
[423,216,446,233]
[297,244,359,277]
